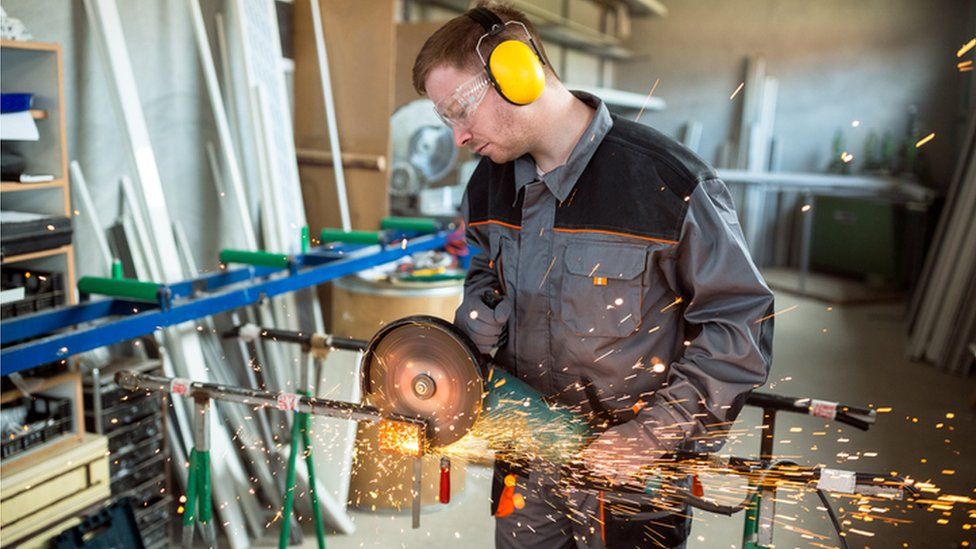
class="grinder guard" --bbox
[361,315,593,458]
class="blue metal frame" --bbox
[1,232,451,375]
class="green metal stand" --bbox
[182,397,213,548]
[742,492,762,549]
[278,352,327,549]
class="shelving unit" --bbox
[1,39,75,304]
[0,39,96,546]
[0,178,66,192]
[406,0,667,107]
[413,0,637,59]
[592,0,668,17]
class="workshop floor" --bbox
[276,292,975,548]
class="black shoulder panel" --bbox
[554,118,712,242]
[466,158,523,227]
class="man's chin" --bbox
[485,149,515,165]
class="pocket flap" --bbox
[564,243,646,280]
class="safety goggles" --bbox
[434,72,491,128]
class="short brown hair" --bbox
[412,1,555,96]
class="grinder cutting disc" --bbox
[361,315,485,448]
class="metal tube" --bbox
[799,191,814,293]
[115,370,424,428]
[309,0,351,232]
[412,457,422,529]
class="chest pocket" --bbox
[561,243,647,337]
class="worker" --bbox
[413,2,775,547]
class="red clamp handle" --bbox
[439,457,451,504]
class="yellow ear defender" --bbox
[467,7,547,106]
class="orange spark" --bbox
[916,133,935,148]
[958,38,976,57]
[755,304,798,324]
[635,78,661,122]
[730,82,745,101]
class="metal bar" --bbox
[224,324,369,354]
[717,168,937,203]
[70,161,115,275]
[186,0,255,248]
[1,233,448,373]
[279,411,304,548]
[1,300,117,344]
[302,410,327,548]
[309,0,351,232]
[115,370,425,429]
[798,192,814,293]
[412,457,422,529]
[757,407,776,547]
[194,396,215,545]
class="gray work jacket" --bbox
[455,92,775,456]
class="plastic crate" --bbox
[1,394,73,461]
[113,469,167,507]
[112,454,166,496]
[86,392,161,435]
[106,414,161,454]
[140,521,169,549]
[109,436,163,483]
[0,267,65,320]
[133,495,171,531]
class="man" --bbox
[413,3,775,547]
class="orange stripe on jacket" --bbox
[553,227,678,245]
[468,219,522,231]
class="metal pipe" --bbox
[115,370,424,429]
[309,0,351,231]
[223,324,369,354]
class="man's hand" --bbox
[457,294,512,354]
[576,424,666,489]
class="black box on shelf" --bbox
[0,210,73,258]
[1,266,65,320]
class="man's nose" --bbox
[453,126,472,148]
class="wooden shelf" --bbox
[0,371,77,405]
[592,0,668,17]
[0,178,65,192]
[0,39,61,53]
[413,0,634,59]
[1,244,72,265]
[0,432,85,478]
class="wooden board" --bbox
[0,434,110,544]
[394,22,443,110]
[293,0,396,231]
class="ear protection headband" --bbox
[466,7,546,105]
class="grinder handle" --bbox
[480,289,510,351]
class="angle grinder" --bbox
[360,314,593,461]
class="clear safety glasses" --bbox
[434,72,491,128]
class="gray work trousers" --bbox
[494,473,690,549]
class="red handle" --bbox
[439,458,451,504]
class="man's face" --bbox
[425,64,533,164]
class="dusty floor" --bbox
[265,292,974,548]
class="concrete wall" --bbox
[2,0,232,280]
[617,0,973,189]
